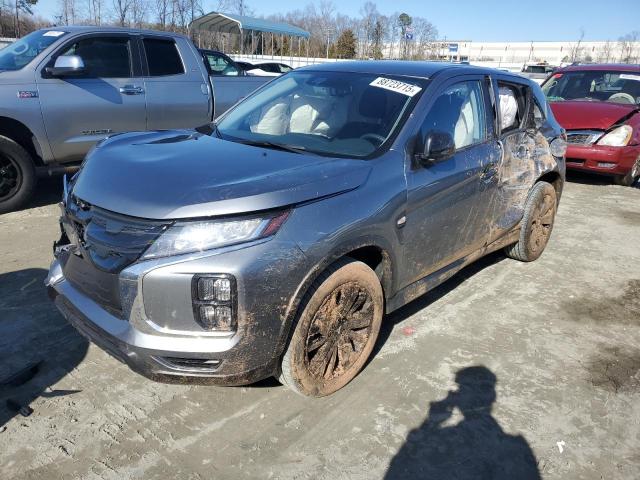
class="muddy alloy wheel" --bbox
[280,259,383,397]
[504,181,557,262]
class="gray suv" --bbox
[46,62,566,396]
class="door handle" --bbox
[119,85,144,95]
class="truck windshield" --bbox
[217,71,426,158]
[543,70,640,105]
[0,30,68,71]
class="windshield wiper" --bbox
[237,139,310,155]
[195,121,223,139]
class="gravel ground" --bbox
[0,174,639,479]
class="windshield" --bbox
[0,30,68,71]
[543,70,640,105]
[217,71,425,158]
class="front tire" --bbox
[504,181,557,262]
[0,135,36,214]
[613,158,640,187]
[280,258,384,397]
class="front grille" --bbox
[566,130,602,145]
[65,195,170,273]
[59,196,171,314]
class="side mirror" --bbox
[46,55,85,77]
[416,131,456,166]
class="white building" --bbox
[430,40,640,70]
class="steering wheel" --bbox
[608,92,636,105]
[360,133,386,146]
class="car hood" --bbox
[71,130,371,220]
[549,101,639,130]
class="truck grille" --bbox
[566,130,602,146]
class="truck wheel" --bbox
[280,258,383,397]
[613,159,640,187]
[0,135,36,214]
[504,181,557,262]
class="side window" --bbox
[58,36,131,78]
[205,53,239,76]
[143,38,184,76]
[498,82,529,133]
[422,80,487,150]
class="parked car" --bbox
[46,62,565,396]
[0,27,271,213]
[251,62,293,74]
[239,61,293,77]
[200,49,246,76]
[542,64,640,186]
[520,63,556,85]
[235,60,256,72]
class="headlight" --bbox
[142,210,290,259]
[597,125,632,147]
[549,137,567,157]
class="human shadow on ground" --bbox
[385,366,540,480]
[0,268,88,427]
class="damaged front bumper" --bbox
[565,144,640,177]
[46,235,310,385]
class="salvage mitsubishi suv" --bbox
[47,62,566,396]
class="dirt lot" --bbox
[0,174,639,479]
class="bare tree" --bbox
[569,28,585,62]
[155,0,171,28]
[618,31,640,63]
[130,0,148,27]
[112,0,131,26]
[597,40,613,63]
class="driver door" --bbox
[401,76,501,287]
[36,33,147,163]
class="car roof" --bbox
[557,63,640,73]
[41,25,188,39]
[296,60,530,82]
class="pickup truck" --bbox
[0,26,270,213]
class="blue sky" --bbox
[32,0,639,42]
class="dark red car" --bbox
[542,64,640,186]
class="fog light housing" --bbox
[192,275,237,331]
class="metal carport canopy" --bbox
[190,12,310,38]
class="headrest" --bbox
[499,87,518,130]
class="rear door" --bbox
[36,33,147,163]
[485,78,539,243]
[141,36,211,130]
[401,75,501,286]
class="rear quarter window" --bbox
[143,38,184,76]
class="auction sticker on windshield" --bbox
[620,74,640,82]
[370,77,422,97]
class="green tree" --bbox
[372,19,384,59]
[334,28,356,59]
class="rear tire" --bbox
[0,135,36,214]
[279,258,384,397]
[504,181,557,262]
[613,159,640,187]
